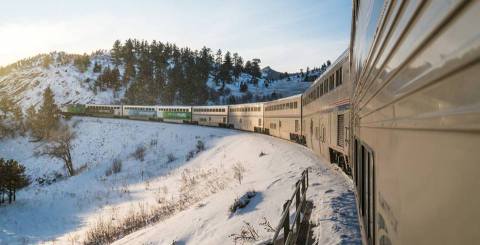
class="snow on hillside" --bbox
[207,73,312,104]
[0,117,359,244]
[0,53,124,112]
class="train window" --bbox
[316,86,320,98]
[294,102,297,108]
[337,67,343,86]
[315,127,319,140]
[258,118,262,126]
[279,120,282,128]
[329,76,334,90]
[323,80,328,94]
[295,120,299,132]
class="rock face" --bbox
[261,66,283,80]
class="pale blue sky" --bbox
[0,0,351,72]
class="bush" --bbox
[186,150,195,161]
[167,153,176,163]
[132,145,146,161]
[196,140,205,153]
[229,191,256,213]
[105,159,122,176]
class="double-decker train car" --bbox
[351,1,480,244]
[157,106,192,123]
[264,94,302,142]
[61,104,86,116]
[123,105,156,120]
[192,105,229,127]
[85,104,123,117]
[228,103,264,132]
[302,50,351,171]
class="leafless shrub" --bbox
[229,191,256,214]
[132,145,146,161]
[185,150,195,161]
[196,140,205,153]
[150,139,158,147]
[105,158,122,176]
[228,221,259,244]
[167,153,176,163]
[259,217,275,233]
[41,124,76,176]
[76,163,88,175]
[233,162,246,184]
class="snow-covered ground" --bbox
[0,117,359,244]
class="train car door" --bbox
[355,139,376,245]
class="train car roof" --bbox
[228,102,264,107]
[312,49,349,86]
[264,94,302,105]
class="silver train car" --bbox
[228,102,264,132]
[302,50,352,172]
[351,0,480,244]
[264,94,302,142]
[192,105,229,127]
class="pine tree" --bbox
[0,159,29,204]
[37,86,59,139]
[219,51,233,86]
[251,59,262,78]
[233,53,243,80]
[111,40,123,66]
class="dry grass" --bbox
[84,167,228,244]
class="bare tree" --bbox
[42,125,76,176]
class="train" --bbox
[60,1,480,244]
[61,51,351,167]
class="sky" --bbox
[0,0,351,73]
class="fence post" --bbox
[283,200,290,244]
[295,182,301,232]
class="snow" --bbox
[207,73,312,104]
[0,117,359,244]
[0,53,125,112]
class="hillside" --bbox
[0,40,326,111]
[0,117,360,244]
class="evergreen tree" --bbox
[37,86,59,139]
[219,51,233,86]
[251,58,262,78]
[111,39,123,66]
[0,158,29,204]
[93,62,102,73]
[233,53,243,80]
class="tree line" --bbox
[87,39,263,105]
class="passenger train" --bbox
[61,1,480,244]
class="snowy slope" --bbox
[0,118,359,244]
[0,52,125,112]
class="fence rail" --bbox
[270,168,309,245]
